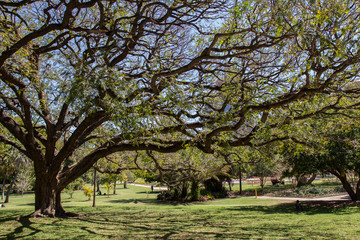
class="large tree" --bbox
[1,0,360,217]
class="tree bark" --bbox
[33,177,58,217]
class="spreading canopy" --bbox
[1,0,360,216]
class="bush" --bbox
[304,187,320,195]
[83,186,93,200]
[334,186,346,193]
[157,191,172,201]
[294,186,342,196]
[203,177,227,196]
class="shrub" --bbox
[334,186,346,193]
[304,187,320,195]
[83,186,93,200]
[157,191,172,201]
[104,182,113,196]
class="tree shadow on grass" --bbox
[74,214,185,239]
[226,201,357,215]
[107,198,191,206]
[5,216,42,240]
[17,203,34,207]
[0,213,23,223]
[80,226,98,235]
[72,211,167,238]
[72,210,333,240]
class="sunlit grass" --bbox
[1,184,359,239]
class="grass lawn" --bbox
[1,185,360,239]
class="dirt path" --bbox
[128,183,168,190]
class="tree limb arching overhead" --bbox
[1,0,360,217]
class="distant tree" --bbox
[15,162,34,196]
[282,150,318,188]
[64,178,84,199]
[121,172,128,189]
[283,120,360,201]
[247,146,280,194]
[112,174,119,195]
[230,164,246,194]
[0,145,15,200]
[318,127,360,201]
[95,152,139,193]
[144,148,229,200]
[0,148,26,203]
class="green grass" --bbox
[1,185,360,239]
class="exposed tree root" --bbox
[57,211,88,219]
[17,210,87,220]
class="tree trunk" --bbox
[92,168,96,207]
[337,174,358,201]
[296,174,316,188]
[113,180,117,195]
[5,170,18,203]
[33,177,58,217]
[1,176,6,200]
[181,181,188,199]
[124,181,127,189]
[356,173,360,200]
[260,176,265,195]
[31,174,84,218]
[307,174,317,185]
[96,181,100,192]
[239,170,242,194]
